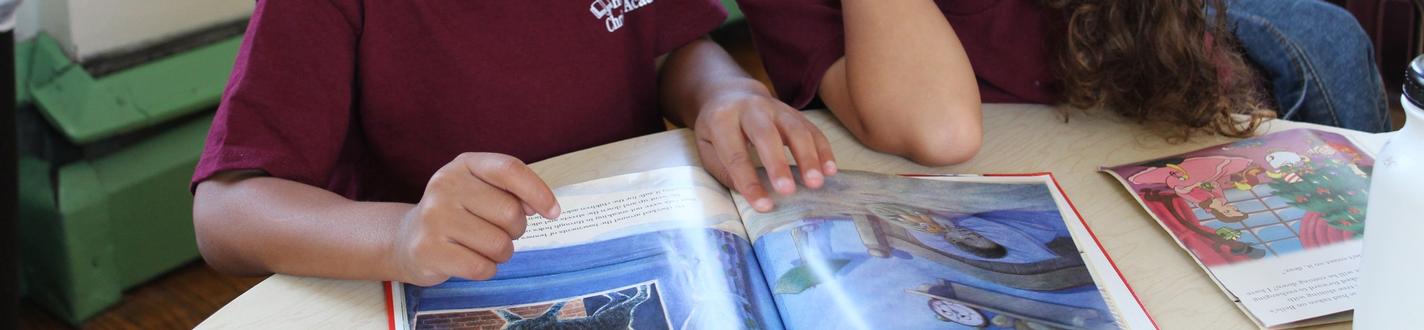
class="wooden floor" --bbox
[18,261,264,330]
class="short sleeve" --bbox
[654,0,729,55]
[735,0,846,109]
[191,0,362,191]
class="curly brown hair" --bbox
[1043,0,1275,141]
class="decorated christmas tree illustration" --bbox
[1268,157,1370,234]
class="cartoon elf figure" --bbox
[1266,150,1311,183]
[1268,146,1369,184]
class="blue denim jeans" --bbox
[1223,0,1393,132]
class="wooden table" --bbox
[196,104,1386,329]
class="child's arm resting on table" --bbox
[659,37,838,212]
[819,0,983,166]
[192,153,560,286]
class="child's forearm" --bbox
[823,0,982,165]
[193,173,410,281]
[657,37,837,212]
[659,37,771,127]
[195,153,559,285]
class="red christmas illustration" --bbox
[1108,129,1372,266]
[1128,156,1261,222]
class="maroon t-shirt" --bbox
[736,0,1055,108]
[194,0,727,202]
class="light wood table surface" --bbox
[196,104,1386,329]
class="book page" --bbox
[731,170,1152,330]
[390,166,782,330]
[1101,128,1370,328]
[515,166,745,250]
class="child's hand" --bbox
[389,153,560,286]
[694,92,838,213]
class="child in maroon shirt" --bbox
[736,0,1054,166]
[737,0,1386,165]
[192,0,835,286]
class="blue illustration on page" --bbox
[399,228,780,330]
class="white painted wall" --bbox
[15,0,40,40]
[37,0,71,50]
[25,0,252,61]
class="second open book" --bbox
[1102,129,1374,329]
[385,166,1155,330]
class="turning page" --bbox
[733,170,1154,330]
[387,166,781,330]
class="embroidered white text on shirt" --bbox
[589,0,653,32]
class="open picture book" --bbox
[1102,128,1372,329]
[384,166,1156,330]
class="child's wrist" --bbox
[381,205,420,283]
